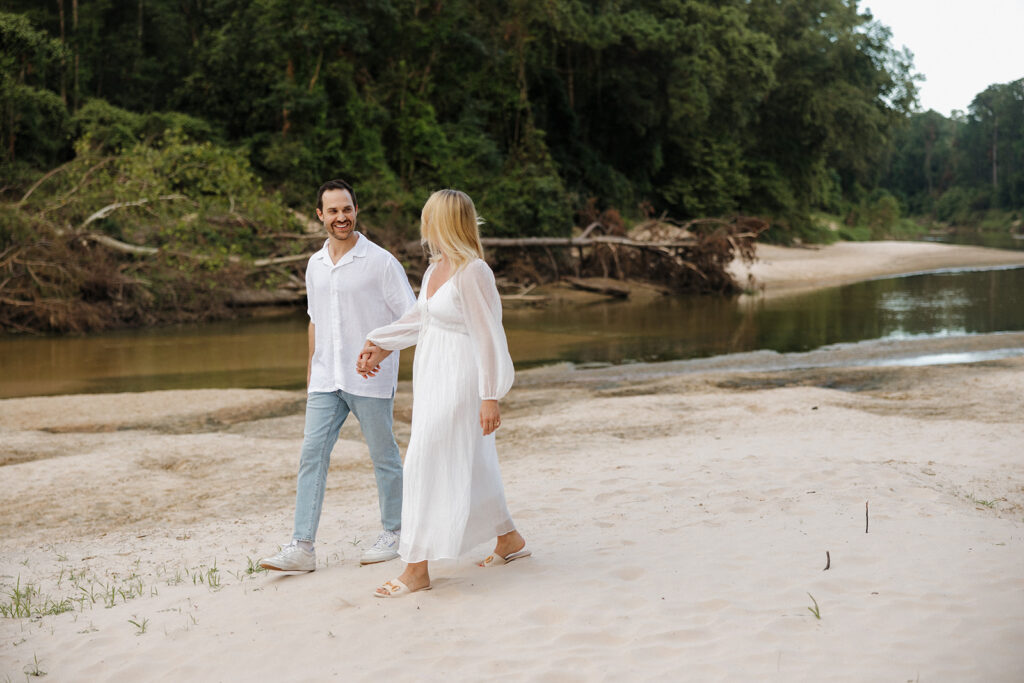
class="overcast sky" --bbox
[862,0,1024,116]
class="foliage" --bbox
[72,98,216,153]
[1,131,308,333]
[883,79,1024,224]
[0,11,70,169]
[742,0,918,240]
[0,0,925,242]
[2,1,1022,332]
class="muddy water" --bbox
[2,267,1022,399]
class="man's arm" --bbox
[383,256,417,319]
[307,322,315,388]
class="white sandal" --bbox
[373,578,432,598]
[478,546,532,567]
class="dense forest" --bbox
[1,1,1022,332]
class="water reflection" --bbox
[923,230,1024,251]
[2,267,1022,398]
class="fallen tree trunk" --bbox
[80,232,310,268]
[563,276,631,298]
[228,288,306,306]
[81,194,191,229]
[84,233,159,257]
[481,216,767,296]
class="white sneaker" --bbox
[258,542,315,572]
[360,530,400,565]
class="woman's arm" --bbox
[460,260,515,402]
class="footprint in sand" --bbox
[610,566,645,581]
[595,489,644,503]
[523,604,569,625]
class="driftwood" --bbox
[81,195,190,229]
[563,277,631,298]
[3,194,766,332]
[80,232,310,268]
[484,216,767,296]
[84,233,160,256]
[229,288,305,306]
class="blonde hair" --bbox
[420,189,485,270]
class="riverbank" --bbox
[2,337,1023,680]
[728,240,1024,297]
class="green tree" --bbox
[743,0,918,236]
[962,80,1024,209]
[0,11,69,168]
[883,109,957,214]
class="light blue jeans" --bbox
[293,390,402,542]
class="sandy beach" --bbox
[731,239,1024,296]
[2,241,1023,681]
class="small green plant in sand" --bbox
[806,593,821,620]
[102,576,145,608]
[24,653,46,677]
[959,487,1007,510]
[206,562,221,589]
[128,616,149,635]
[245,556,267,576]
[0,578,73,618]
[0,577,34,618]
[167,568,184,586]
[187,561,222,590]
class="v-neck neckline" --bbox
[426,264,453,301]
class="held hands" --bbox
[357,340,392,378]
[480,399,501,436]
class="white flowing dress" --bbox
[367,258,516,562]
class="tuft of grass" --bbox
[206,561,221,590]
[245,557,267,577]
[128,616,149,635]
[967,492,1005,509]
[186,561,222,590]
[0,578,74,619]
[24,653,46,678]
[0,577,34,618]
[806,593,821,620]
[167,568,184,586]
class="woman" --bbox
[357,189,529,598]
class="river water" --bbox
[2,265,1022,399]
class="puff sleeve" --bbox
[459,260,514,400]
[367,297,422,351]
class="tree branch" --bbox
[80,194,190,229]
[17,160,75,206]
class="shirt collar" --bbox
[314,232,368,265]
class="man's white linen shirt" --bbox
[305,234,415,399]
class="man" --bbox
[259,179,416,571]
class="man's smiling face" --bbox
[317,188,358,242]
